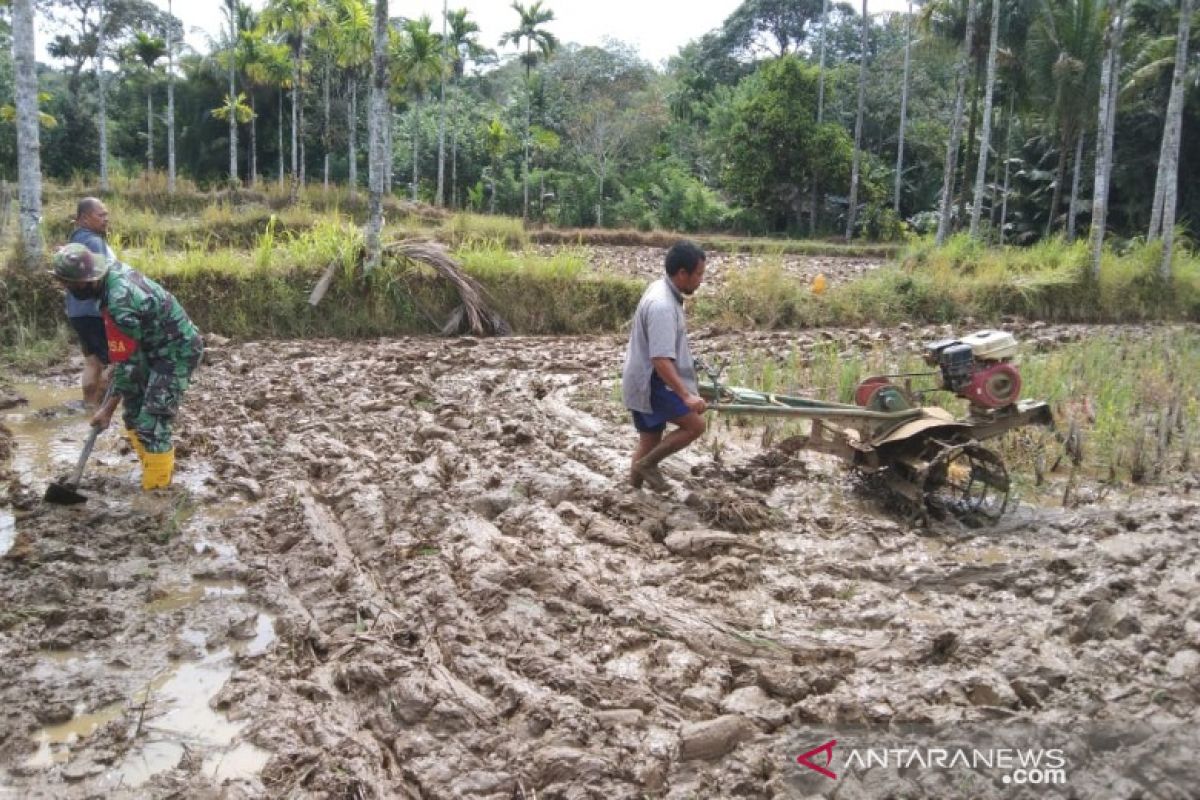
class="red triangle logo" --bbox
[796,739,838,779]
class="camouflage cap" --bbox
[51,243,110,282]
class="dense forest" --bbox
[1,0,1195,249]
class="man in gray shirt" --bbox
[65,197,115,406]
[621,241,708,491]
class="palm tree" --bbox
[97,0,109,190]
[330,0,371,196]
[238,18,284,186]
[393,15,447,203]
[500,1,559,219]
[445,8,487,208]
[436,0,449,207]
[222,0,240,184]
[812,0,831,233]
[846,0,870,240]
[1149,0,1192,279]
[969,0,1001,238]
[167,0,177,194]
[263,0,324,195]
[253,40,294,187]
[446,8,487,79]
[12,0,42,266]
[130,32,167,173]
[483,117,513,214]
[1090,0,1127,277]
[936,0,978,245]
[1030,0,1105,238]
[311,6,335,190]
[895,0,914,214]
[366,0,389,270]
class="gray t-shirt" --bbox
[621,277,697,413]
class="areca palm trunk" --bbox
[167,0,176,193]
[437,0,448,206]
[278,86,286,187]
[411,104,420,203]
[298,40,307,188]
[523,71,531,220]
[147,90,154,172]
[894,0,913,214]
[98,0,109,191]
[1046,114,1068,238]
[1000,96,1014,244]
[323,63,331,190]
[227,0,237,184]
[811,0,830,234]
[1067,131,1085,240]
[969,0,1001,238]
[386,111,394,194]
[451,128,458,208]
[250,94,257,186]
[936,0,977,245]
[1149,0,1191,239]
[1155,0,1192,279]
[1090,0,1126,279]
[348,78,358,198]
[12,0,43,267]
[291,59,300,197]
[845,0,869,240]
[366,0,389,271]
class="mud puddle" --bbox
[1,377,276,797]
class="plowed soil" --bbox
[1,328,1197,799]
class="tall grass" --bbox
[706,329,1199,487]
[443,213,529,248]
[454,242,642,332]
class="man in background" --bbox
[65,197,115,406]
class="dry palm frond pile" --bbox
[385,240,511,337]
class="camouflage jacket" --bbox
[101,266,201,377]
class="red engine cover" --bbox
[962,363,1021,408]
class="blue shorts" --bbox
[631,374,691,433]
[69,316,110,364]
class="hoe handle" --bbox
[70,382,116,487]
[68,425,102,488]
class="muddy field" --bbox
[1,327,1198,799]
[534,244,885,290]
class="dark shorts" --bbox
[631,374,691,433]
[69,316,110,364]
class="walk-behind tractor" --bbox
[699,330,1054,525]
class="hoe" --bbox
[699,330,1054,524]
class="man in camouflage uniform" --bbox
[51,243,204,490]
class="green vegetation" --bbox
[6,0,1196,246]
[5,202,1199,358]
[712,329,1200,490]
[701,235,1200,329]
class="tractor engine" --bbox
[923,330,1022,410]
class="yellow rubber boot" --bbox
[125,428,147,464]
[141,448,175,491]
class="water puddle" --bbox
[2,382,90,484]
[25,613,276,787]
[145,580,246,615]
[2,382,103,558]
[0,511,13,560]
